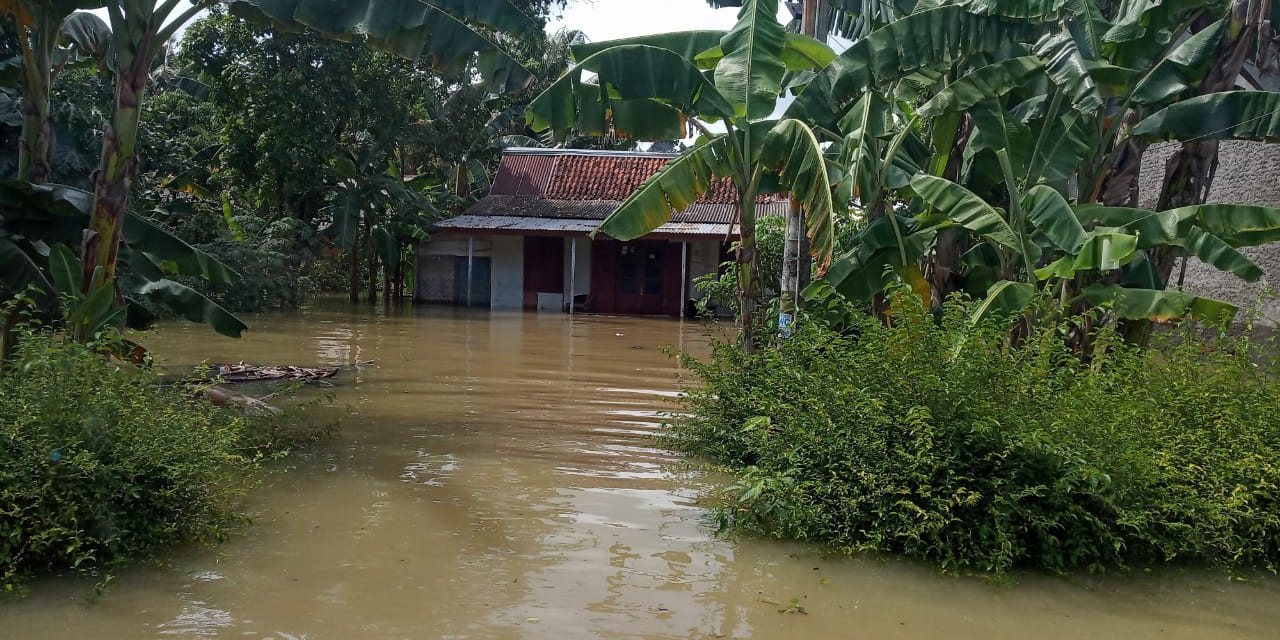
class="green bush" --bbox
[673,293,1280,575]
[0,329,315,594]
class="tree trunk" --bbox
[382,249,393,305]
[366,224,378,305]
[82,51,150,292]
[775,0,825,335]
[16,18,56,184]
[1125,0,1263,343]
[276,172,286,218]
[737,189,763,352]
[929,116,974,301]
[349,229,361,304]
[778,198,803,335]
[393,249,405,300]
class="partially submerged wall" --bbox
[1138,141,1280,325]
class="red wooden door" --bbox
[616,241,666,315]
[523,236,563,308]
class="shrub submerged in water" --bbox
[673,294,1280,575]
[0,329,317,594]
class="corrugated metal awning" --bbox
[435,215,736,238]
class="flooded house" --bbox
[415,148,788,317]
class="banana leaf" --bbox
[1131,91,1280,142]
[714,0,788,119]
[760,119,835,273]
[596,136,731,241]
[916,56,1045,117]
[227,0,537,93]
[1082,284,1236,325]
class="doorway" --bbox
[616,241,665,315]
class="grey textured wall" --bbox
[1138,141,1280,325]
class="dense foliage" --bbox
[0,326,324,594]
[674,293,1280,575]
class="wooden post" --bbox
[569,236,577,316]
[679,240,688,320]
[466,235,474,308]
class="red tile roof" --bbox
[488,149,773,204]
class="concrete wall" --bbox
[417,235,493,304]
[489,235,524,310]
[415,234,525,309]
[687,239,722,299]
[1139,141,1280,324]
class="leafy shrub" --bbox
[694,215,786,317]
[0,328,319,594]
[673,292,1280,575]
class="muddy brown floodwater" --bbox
[5,305,1280,639]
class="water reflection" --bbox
[4,303,1278,639]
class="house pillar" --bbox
[569,236,578,315]
[466,235,474,308]
[680,240,688,320]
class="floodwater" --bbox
[4,305,1279,639]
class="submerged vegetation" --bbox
[674,292,1280,575]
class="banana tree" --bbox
[323,117,437,305]
[0,2,110,184]
[527,0,838,350]
[81,0,542,298]
[0,179,247,338]
[798,0,1280,342]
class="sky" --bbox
[95,0,781,45]
[547,0,787,41]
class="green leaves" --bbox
[572,30,725,62]
[596,136,730,241]
[786,7,1037,128]
[836,92,890,210]
[760,119,835,273]
[1131,91,1280,142]
[917,57,1045,117]
[714,0,788,119]
[1130,18,1226,105]
[1082,285,1237,325]
[1183,204,1280,247]
[135,279,247,339]
[123,213,239,285]
[1179,226,1263,282]
[970,280,1034,325]
[228,0,537,93]
[526,45,733,141]
[1023,185,1085,253]
[1032,31,1103,112]
[911,174,1022,253]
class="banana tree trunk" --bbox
[391,248,401,300]
[737,187,763,352]
[348,241,360,304]
[1127,0,1261,344]
[14,11,61,184]
[929,117,974,300]
[82,52,149,292]
[365,224,377,305]
[382,252,392,305]
[18,64,54,184]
